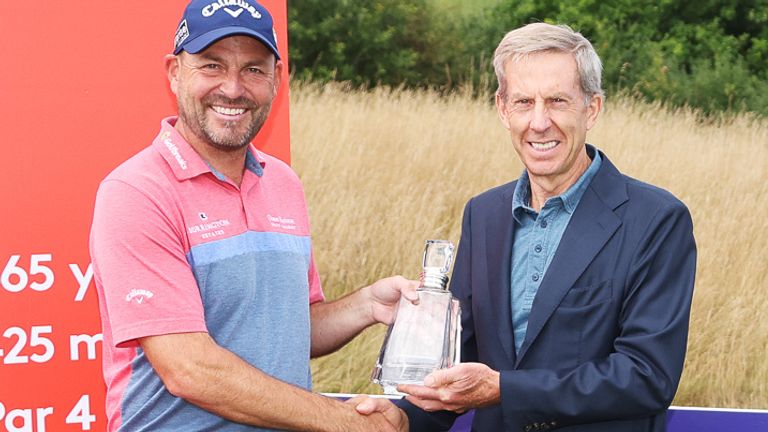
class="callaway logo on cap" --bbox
[173,0,280,59]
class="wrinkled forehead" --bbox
[504,51,581,92]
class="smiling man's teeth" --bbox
[531,140,557,150]
[212,106,246,116]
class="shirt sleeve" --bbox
[90,179,208,348]
[307,248,325,304]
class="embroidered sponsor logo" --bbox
[160,131,188,170]
[174,19,190,50]
[224,7,243,18]
[202,0,263,19]
[126,289,154,304]
[267,214,296,230]
[188,218,231,239]
[187,218,231,234]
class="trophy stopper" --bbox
[420,240,454,291]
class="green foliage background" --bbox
[287,0,768,115]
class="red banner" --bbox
[0,2,290,430]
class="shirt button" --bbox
[534,244,542,253]
[540,220,548,228]
[532,273,539,282]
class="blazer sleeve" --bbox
[454,198,479,363]
[499,199,697,429]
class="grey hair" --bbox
[493,22,604,101]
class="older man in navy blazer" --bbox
[356,22,697,431]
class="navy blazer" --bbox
[403,149,697,431]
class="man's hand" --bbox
[349,395,409,431]
[309,275,419,357]
[364,275,420,324]
[398,363,501,412]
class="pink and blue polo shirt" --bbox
[90,117,324,431]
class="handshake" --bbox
[372,240,462,396]
[348,363,502,431]
[343,240,501,431]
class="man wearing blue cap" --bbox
[89,1,411,430]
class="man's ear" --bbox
[272,59,284,96]
[585,93,603,131]
[164,54,180,95]
[495,93,511,131]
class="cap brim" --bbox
[176,26,280,60]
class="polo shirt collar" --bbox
[153,116,266,181]
[245,148,265,177]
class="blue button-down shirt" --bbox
[510,146,602,354]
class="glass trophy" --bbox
[371,240,461,395]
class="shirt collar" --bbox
[153,116,266,181]
[512,170,534,223]
[512,144,602,220]
[245,148,265,177]
[560,145,601,213]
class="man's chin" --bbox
[207,138,252,152]
[204,126,259,152]
[201,112,268,151]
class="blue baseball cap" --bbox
[173,0,280,59]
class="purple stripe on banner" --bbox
[666,408,768,432]
[448,411,473,431]
[325,395,768,431]
[449,408,768,431]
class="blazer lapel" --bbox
[515,155,627,365]
[484,188,517,363]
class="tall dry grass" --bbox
[289,81,768,409]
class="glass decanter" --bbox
[371,239,461,395]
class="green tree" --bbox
[465,0,768,114]
[288,0,463,87]
[287,0,768,115]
